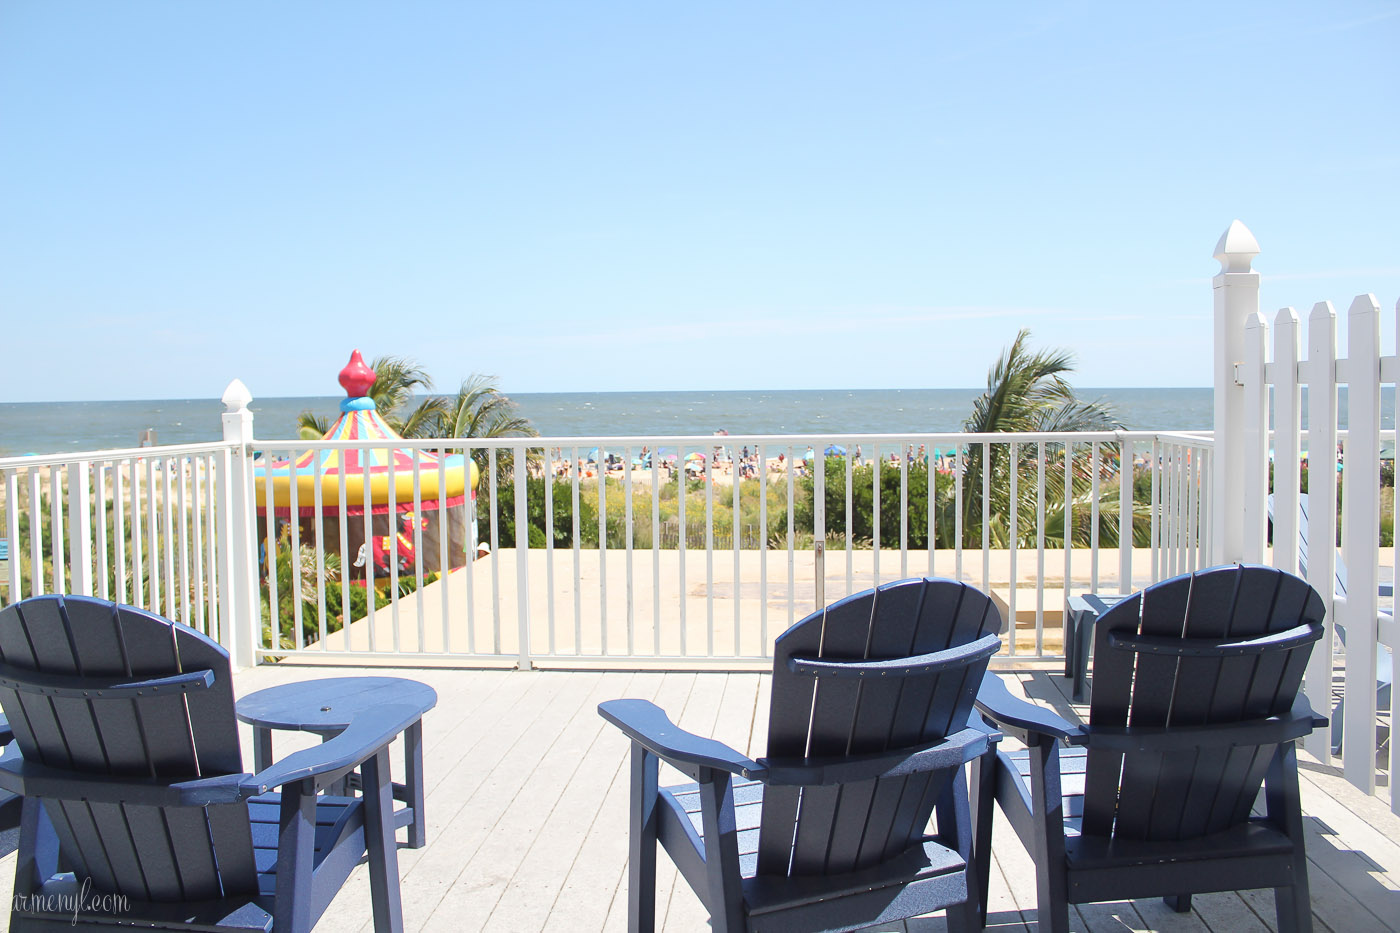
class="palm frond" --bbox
[367,355,434,424]
[297,411,330,440]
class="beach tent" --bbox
[254,350,479,580]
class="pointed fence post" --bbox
[1272,307,1303,577]
[1303,301,1339,763]
[1241,312,1270,563]
[220,380,259,669]
[1340,295,1382,793]
[1212,220,1261,564]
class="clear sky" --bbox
[2,2,1397,402]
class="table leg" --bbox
[1064,606,1078,681]
[1073,609,1094,702]
[253,727,274,773]
[405,720,426,848]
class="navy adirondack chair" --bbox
[599,576,1003,932]
[0,594,412,932]
[0,714,18,830]
[972,565,1326,933]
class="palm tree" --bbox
[433,374,540,499]
[434,374,538,441]
[963,330,1118,436]
[959,330,1123,547]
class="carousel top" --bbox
[254,350,477,516]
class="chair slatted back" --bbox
[1082,565,1324,841]
[756,577,1001,876]
[0,595,258,901]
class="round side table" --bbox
[237,676,437,848]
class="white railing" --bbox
[0,442,237,647]
[247,430,1210,669]
[1242,295,1399,808]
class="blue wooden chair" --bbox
[0,715,18,830]
[972,565,1327,933]
[0,594,413,932]
[600,576,1003,932]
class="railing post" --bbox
[1211,220,1261,564]
[220,379,259,669]
[1116,430,1131,590]
[67,461,93,596]
[514,443,533,670]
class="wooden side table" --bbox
[1065,593,1130,702]
[237,676,438,848]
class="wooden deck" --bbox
[1,665,1396,932]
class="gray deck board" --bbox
[0,665,1393,931]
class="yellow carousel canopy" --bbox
[255,350,478,517]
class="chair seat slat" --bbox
[90,800,152,899]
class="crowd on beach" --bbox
[537,442,963,485]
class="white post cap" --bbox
[221,379,252,413]
[1213,220,1260,273]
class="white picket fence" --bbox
[1240,295,1399,803]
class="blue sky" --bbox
[2,2,1397,402]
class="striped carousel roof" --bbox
[254,350,475,517]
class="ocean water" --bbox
[1,388,1216,458]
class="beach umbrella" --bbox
[685,451,706,462]
[585,447,601,463]
[824,444,847,456]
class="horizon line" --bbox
[3,385,1222,406]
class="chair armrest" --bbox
[242,702,425,795]
[598,699,766,781]
[974,673,1087,746]
[0,745,251,806]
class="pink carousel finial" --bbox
[339,349,376,399]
